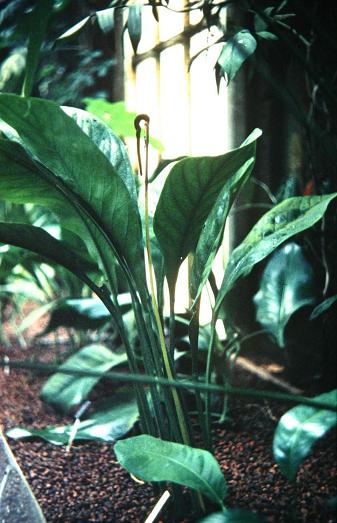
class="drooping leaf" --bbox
[128,5,142,53]
[153,130,261,293]
[215,193,337,313]
[310,294,337,320]
[114,435,227,508]
[273,389,337,481]
[41,344,127,412]
[0,222,97,284]
[96,8,115,34]
[7,392,138,445]
[0,94,146,292]
[254,242,318,347]
[198,509,266,522]
[215,30,257,87]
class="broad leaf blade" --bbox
[0,94,145,292]
[41,344,127,412]
[7,392,138,445]
[153,130,261,291]
[215,193,337,312]
[273,389,337,481]
[115,435,227,508]
[63,105,138,202]
[254,242,318,347]
[190,156,255,304]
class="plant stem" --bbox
[6,360,337,412]
[135,115,191,446]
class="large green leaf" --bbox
[215,30,257,87]
[198,509,266,522]
[0,94,145,291]
[62,105,138,202]
[215,193,337,312]
[273,389,337,481]
[7,392,138,445]
[41,344,127,412]
[153,130,261,292]
[190,154,256,305]
[254,242,318,347]
[0,222,97,283]
[114,435,227,508]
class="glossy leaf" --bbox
[63,105,138,202]
[273,389,337,481]
[310,294,337,320]
[153,130,261,291]
[41,344,127,412]
[7,392,138,445]
[198,509,266,522]
[0,95,145,291]
[254,242,318,347]
[115,435,227,508]
[190,153,256,305]
[215,30,257,87]
[215,193,337,312]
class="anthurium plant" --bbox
[1,93,336,520]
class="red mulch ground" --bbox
[0,334,336,523]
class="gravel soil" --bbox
[0,339,336,523]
